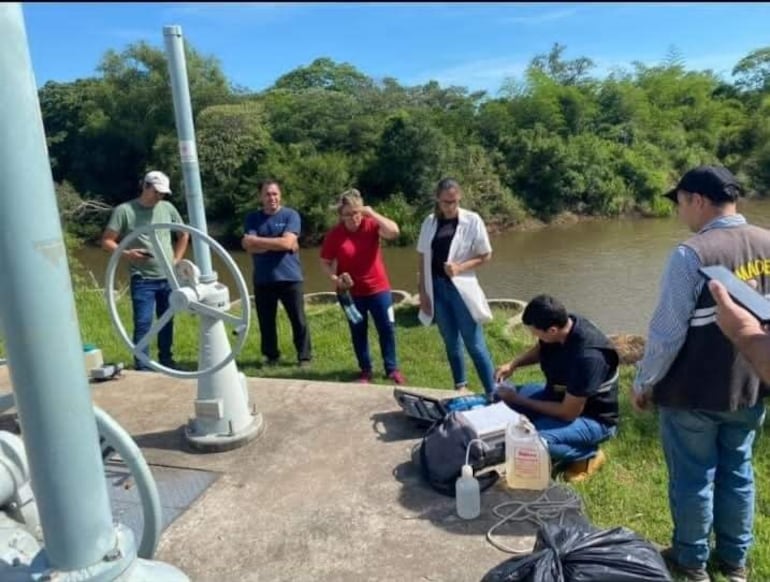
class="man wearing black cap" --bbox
[632,165,769,582]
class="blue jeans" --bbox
[659,402,766,569]
[130,276,173,369]
[432,277,495,394]
[509,383,616,464]
[344,290,398,375]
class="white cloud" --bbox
[103,28,156,42]
[161,2,306,24]
[411,57,529,94]
[417,48,747,96]
[590,51,746,80]
[683,53,744,76]
[164,2,294,15]
[500,8,579,25]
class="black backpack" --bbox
[416,411,505,497]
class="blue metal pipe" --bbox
[0,3,116,569]
[163,25,214,278]
[95,406,162,559]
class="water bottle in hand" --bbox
[338,289,363,325]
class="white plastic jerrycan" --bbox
[504,416,550,491]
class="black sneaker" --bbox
[159,359,181,370]
[713,557,747,582]
[660,548,710,581]
[265,358,280,367]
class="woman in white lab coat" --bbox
[416,178,496,395]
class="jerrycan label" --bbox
[512,446,541,478]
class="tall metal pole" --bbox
[0,5,187,579]
[162,26,213,279]
[0,3,115,569]
[163,25,263,451]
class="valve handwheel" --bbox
[104,222,250,379]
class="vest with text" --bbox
[653,224,770,411]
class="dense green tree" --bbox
[39,40,770,246]
[272,57,376,95]
[733,47,770,93]
[529,43,596,86]
[42,41,233,206]
[261,88,370,154]
[364,111,454,204]
[193,101,273,236]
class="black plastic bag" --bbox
[481,521,672,582]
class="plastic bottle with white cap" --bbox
[456,440,483,520]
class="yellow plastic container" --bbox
[504,416,550,491]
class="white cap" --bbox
[143,170,172,194]
[461,464,473,478]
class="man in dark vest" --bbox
[633,165,769,582]
[495,294,620,483]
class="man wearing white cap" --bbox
[101,170,190,370]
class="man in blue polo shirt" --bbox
[241,180,312,367]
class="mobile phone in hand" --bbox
[137,249,154,258]
[699,265,770,325]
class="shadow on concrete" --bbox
[131,425,268,456]
[132,426,189,452]
[266,368,362,383]
[370,410,427,443]
[390,447,582,548]
[391,457,510,538]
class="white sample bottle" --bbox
[456,464,481,519]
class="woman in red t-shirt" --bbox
[320,189,406,385]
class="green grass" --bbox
[3,287,768,580]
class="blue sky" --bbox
[20,2,770,95]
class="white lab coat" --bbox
[416,208,493,326]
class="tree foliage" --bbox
[39,40,770,245]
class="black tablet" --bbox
[700,264,770,325]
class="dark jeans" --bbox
[343,290,398,375]
[254,281,311,362]
[130,276,173,370]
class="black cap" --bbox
[664,165,743,203]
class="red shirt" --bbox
[320,216,391,297]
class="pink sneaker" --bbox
[356,370,373,384]
[388,370,406,385]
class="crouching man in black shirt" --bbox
[495,294,620,482]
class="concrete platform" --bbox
[0,368,582,582]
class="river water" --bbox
[74,199,770,335]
